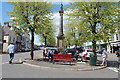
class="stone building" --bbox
[2,22,31,53]
[2,22,16,53]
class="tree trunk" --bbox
[92,40,96,55]
[69,42,70,48]
[75,44,77,48]
[45,36,47,47]
[30,29,34,60]
[92,22,97,55]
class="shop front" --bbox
[111,41,120,53]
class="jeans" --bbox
[9,53,14,62]
[101,57,107,66]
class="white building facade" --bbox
[110,29,120,53]
[2,22,16,53]
[83,29,120,54]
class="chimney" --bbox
[4,22,11,28]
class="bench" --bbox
[52,54,72,64]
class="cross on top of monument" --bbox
[59,3,64,13]
[60,3,63,10]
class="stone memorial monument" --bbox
[57,3,65,52]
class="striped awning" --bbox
[111,41,120,46]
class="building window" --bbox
[116,34,118,40]
[9,37,11,43]
[13,37,15,43]
[111,34,114,41]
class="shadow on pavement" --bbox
[96,60,120,68]
[11,62,23,64]
[35,58,76,65]
[107,61,119,68]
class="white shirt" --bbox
[7,44,15,54]
[102,50,107,58]
[50,50,54,55]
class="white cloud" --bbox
[10,17,16,20]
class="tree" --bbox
[64,22,79,47]
[37,24,56,47]
[7,2,53,60]
[64,13,90,48]
[66,2,119,54]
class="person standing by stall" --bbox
[101,49,108,66]
[115,50,120,61]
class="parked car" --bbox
[25,48,31,52]
[64,48,75,55]
[82,49,93,60]
[72,47,84,53]
[21,48,26,52]
[16,49,22,52]
[50,48,57,51]
[64,48,84,55]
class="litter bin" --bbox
[89,55,97,66]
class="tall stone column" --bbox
[57,3,64,52]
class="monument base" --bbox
[57,48,64,53]
[57,36,64,52]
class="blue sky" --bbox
[1,2,13,26]
[1,1,119,45]
[1,2,70,45]
[1,2,69,25]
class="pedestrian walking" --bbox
[101,49,108,66]
[115,50,120,77]
[115,50,120,62]
[7,43,16,64]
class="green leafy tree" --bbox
[66,2,119,54]
[64,22,78,47]
[37,24,56,47]
[7,2,53,59]
[64,15,89,48]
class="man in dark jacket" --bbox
[115,50,120,62]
